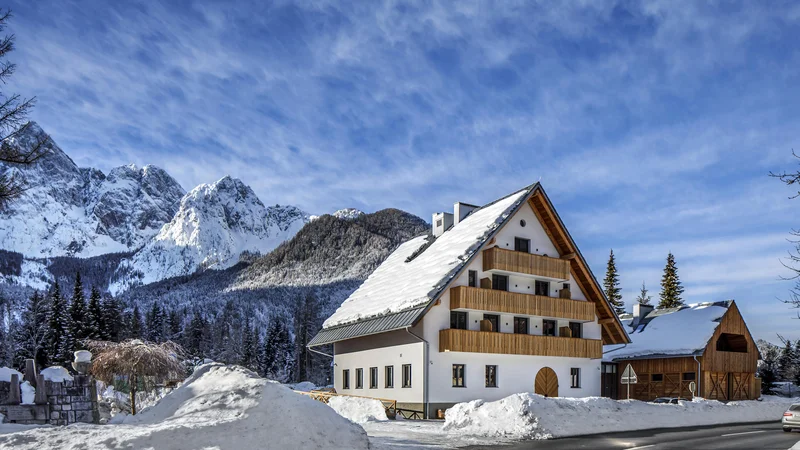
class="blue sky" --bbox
[6,1,800,341]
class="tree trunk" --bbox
[130,374,137,415]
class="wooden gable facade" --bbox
[610,301,760,401]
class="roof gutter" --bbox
[405,327,429,419]
[308,345,333,359]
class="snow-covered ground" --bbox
[0,364,369,449]
[443,393,794,440]
[328,395,388,424]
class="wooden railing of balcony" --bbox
[439,328,602,358]
[483,247,570,280]
[450,286,595,321]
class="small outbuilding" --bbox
[603,300,760,401]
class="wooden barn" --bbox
[602,300,760,401]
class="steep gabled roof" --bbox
[603,301,733,361]
[310,183,630,347]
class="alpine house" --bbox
[309,183,630,418]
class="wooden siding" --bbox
[439,328,602,358]
[527,191,629,344]
[701,302,759,374]
[615,357,699,401]
[483,247,570,280]
[449,286,595,321]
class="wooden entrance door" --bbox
[535,367,559,397]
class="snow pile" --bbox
[443,393,795,440]
[291,381,317,392]
[323,186,531,327]
[41,366,74,382]
[328,395,388,424]
[20,382,34,405]
[0,363,369,449]
[0,367,21,383]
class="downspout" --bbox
[405,327,429,419]
[693,355,701,398]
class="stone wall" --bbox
[0,375,98,426]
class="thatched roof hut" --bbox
[88,339,187,414]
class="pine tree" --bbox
[240,319,256,370]
[658,252,685,309]
[261,317,292,381]
[167,309,182,341]
[146,302,164,342]
[294,292,319,382]
[635,281,652,306]
[759,345,779,394]
[46,284,73,365]
[68,272,87,349]
[779,339,796,382]
[603,249,624,315]
[11,291,50,369]
[186,313,207,358]
[101,296,122,341]
[85,286,103,340]
[128,305,143,339]
[793,340,800,387]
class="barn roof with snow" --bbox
[310,182,630,347]
[603,301,743,361]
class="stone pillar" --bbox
[7,374,21,405]
[34,375,48,405]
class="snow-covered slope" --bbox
[110,176,309,294]
[333,208,365,220]
[0,123,185,257]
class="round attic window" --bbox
[520,219,526,227]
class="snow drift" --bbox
[443,393,794,440]
[0,363,369,449]
[328,395,388,424]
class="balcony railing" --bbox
[439,328,602,358]
[483,247,570,280]
[450,286,595,322]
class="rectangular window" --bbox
[514,237,530,253]
[570,368,581,388]
[542,319,556,336]
[513,317,528,334]
[535,280,550,296]
[716,333,748,353]
[342,369,350,389]
[385,366,394,388]
[355,368,363,389]
[468,270,477,287]
[402,364,412,388]
[450,311,468,330]
[369,367,378,389]
[484,314,500,332]
[682,372,696,381]
[569,322,582,338]
[651,374,663,382]
[485,365,498,388]
[452,364,466,387]
[492,274,509,291]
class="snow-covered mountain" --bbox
[333,208,365,220]
[109,176,309,294]
[0,123,185,257]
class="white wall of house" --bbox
[333,330,425,404]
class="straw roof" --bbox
[87,339,187,385]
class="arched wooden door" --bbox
[535,367,558,397]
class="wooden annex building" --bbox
[602,300,760,401]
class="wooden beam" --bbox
[560,252,577,260]
[598,317,615,325]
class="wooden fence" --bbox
[294,389,397,419]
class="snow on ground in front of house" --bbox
[327,395,388,424]
[443,393,796,440]
[290,380,317,392]
[40,366,74,382]
[0,363,369,450]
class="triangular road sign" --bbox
[621,363,638,384]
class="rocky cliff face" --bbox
[0,123,185,257]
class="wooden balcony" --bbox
[439,328,602,358]
[483,247,570,280]
[450,286,595,322]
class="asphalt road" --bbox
[467,422,800,450]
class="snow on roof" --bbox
[323,185,533,328]
[603,302,730,361]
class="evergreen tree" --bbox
[759,345,779,394]
[779,339,796,382]
[46,284,72,365]
[635,281,652,306]
[68,272,87,349]
[101,296,122,341]
[658,252,685,309]
[603,249,624,315]
[261,317,292,381]
[294,292,319,382]
[794,340,800,387]
[128,304,143,339]
[186,312,208,358]
[11,291,50,369]
[146,302,164,342]
[85,286,103,340]
[168,309,182,341]
[240,319,256,370]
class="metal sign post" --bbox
[620,364,638,400]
